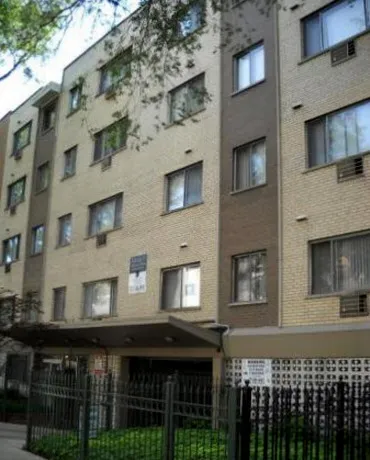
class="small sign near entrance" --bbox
[242,359,272,387]
[129,254,147,294]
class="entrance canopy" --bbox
[5,316,221,349]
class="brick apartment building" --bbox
[1,0,370,386]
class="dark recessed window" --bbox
[83,278,117,318]
[53,287,66,321]
[303,0,369,57]
[42,103,56,132]
[233,251,267,303]
[99,48,132,94]
[169,74,205,123]
[31,225,44,255]
[307,100,370,167]
[63,146,77,178]
[58,214,72,247]
[2,235,20,264]
[234,43,265,92]
[177,0,205,37]
[69,85,82,113]
[7,177,26,208]
[88,193,123,236]
[233,139,266,191]
[311,232,370,295]
[166,163,202,212]
[12,122,31,155]
[35,162,49,193]
[94,118,129,162]
[161,264,200,309]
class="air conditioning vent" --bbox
[340,293,368,318]
[105,87,116,100]
[337,156,363,182]
[4,263,11,273]
[9,205,17,215]
[96,233,107,247]
[14,150,22,161]
[331,40,356,66]
[101,155,112,170]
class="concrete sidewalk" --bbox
[0,423,44,460]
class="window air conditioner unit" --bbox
[101,155,112,170]
[9,205,17,215]
[14,150,22,161]
[4,263,11,273]
[337,156,363,182]
[96,233,107,247]
[331,40,356,66]
[340,293,368,318]
[105,87,116,100]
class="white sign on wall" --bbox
[242,359,272,387]
[128,254,147,294]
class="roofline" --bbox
[63,4,142,74]
[0,111,12,123]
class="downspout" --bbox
[274,4,283,328]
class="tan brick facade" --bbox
[279,0,370,326]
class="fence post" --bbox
[336,378,345,460]
[227,386,239,460]
[163,376,175,460]
[105,372,113,430]
[80,374,91,460]
[25,367,35,450]
[240,381,252,460]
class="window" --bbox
[162,264,200,309]
[307,100,370,167]
[233,139,266,191]
[69,85,82,113]
[2,235,20,264]
[7,177,26,208]
[234,43,265,92]
[58,214,72,247]
[53,287,66,321]
[233,252,267,303]
[177,1,205,37]
[31,225,44,255]
[35,162,49,192]
[169,74,205,123]
[311,232,370,295]
[167,163,202,211]
[99,49,132,93]
[83,278,117,318]
[94,118,128,161]
[42,103,56,132]
[304,0,369,57]
[12,122,31,155]
[63,146,77,178]
[88,193,123,236]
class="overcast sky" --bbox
[0,2,138,119]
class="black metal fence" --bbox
[26,372,370,460]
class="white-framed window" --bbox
[63,146,77,178]
[58,214,72,247]
[307,100,370,167]
[88,193,123,236]
[2,235,20,264]
[169,74,205,123]
[69,85,82,113]
[94,118,128,161]
[233,139,266,191]
[303,0,369,57]
[83,278,117,318]
[53,287,66,321]
[31,225,44,255]
[99,49,132,93]
[311,232,370,295]
[35,162,49,193]
[12,122,31,155]
[161,264,200,309]
[7,177,26,208]
[233,251,267,303]
[234,43,265,92]
[177,0,205,37]
[167,163,202,211]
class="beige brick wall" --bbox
[0,96,40,295]
[279,0,370,325]
[42,10,221,325]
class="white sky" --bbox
[0,2,138,119]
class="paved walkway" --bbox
[0,423,44,460]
